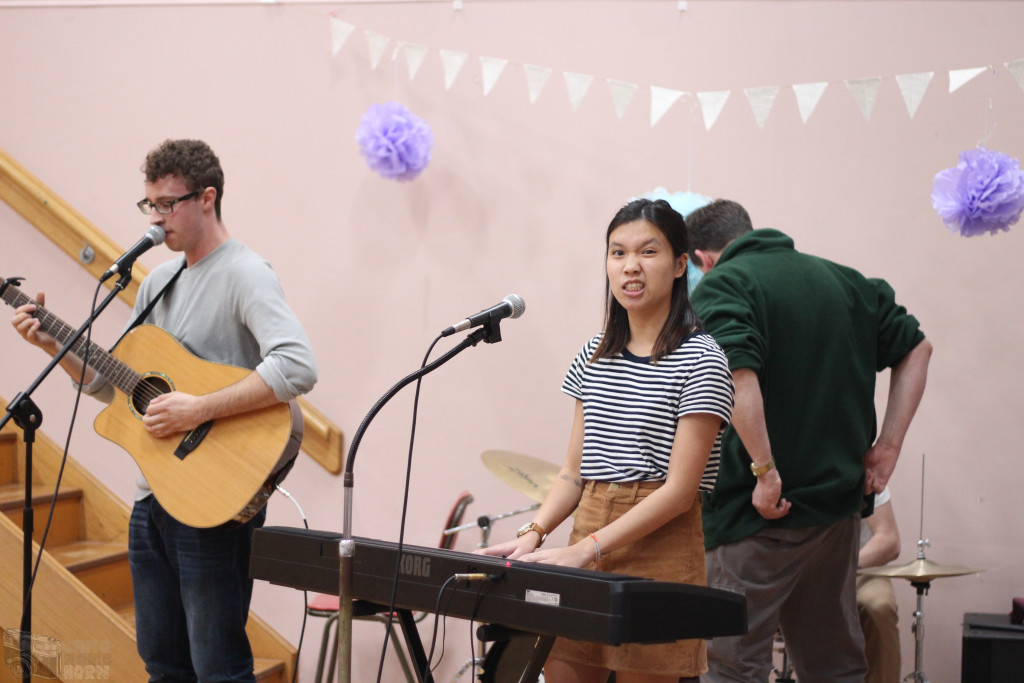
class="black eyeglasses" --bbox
[137,191,199,215]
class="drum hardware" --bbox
[772,630,796,683]
[858,454,982,683]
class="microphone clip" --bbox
[480,317,504,344]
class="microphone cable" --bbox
[375,333,443,683]
[274,484,309,683]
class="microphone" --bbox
[441,294,526,337]
[100,226,166,282]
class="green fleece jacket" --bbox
[692,229,924,550]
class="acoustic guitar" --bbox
[1,276,303,528]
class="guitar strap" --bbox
[109,259,187,352]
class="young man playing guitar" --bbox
[9,139,318,682]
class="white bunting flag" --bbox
[330,17,355,57]
[523,64,553,104]
[607,79,638,119]
[1007,59,1024,94]
[398,42,428,80]
[650,86,684,127]
[480,56,509,96]
[744,85,779,129]
[439,49,468,90]
[895,71,933,118]
[845,77,881,122]
[792,82,828,123]
[365,30,390,70]
[697,90,730,131]
[949,66,987,93]
[564,71,595,112]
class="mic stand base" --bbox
[7,393,41,683]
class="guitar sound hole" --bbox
[133,375,172,416]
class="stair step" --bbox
[0,483,83,545]
[48,540,133,608]
[254,658,285,682]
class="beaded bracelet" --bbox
[589,533,602,560]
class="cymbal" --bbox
[481,450,559,503]
[859,557,982,583]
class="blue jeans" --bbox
[128,495,266,682]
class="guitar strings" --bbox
[29,302,170,411]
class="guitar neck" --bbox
[1,280,140,395]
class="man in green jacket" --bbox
[687,199,932,682]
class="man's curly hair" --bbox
[142,139,225,220]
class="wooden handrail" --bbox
[0,144,343,474]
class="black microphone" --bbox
[100,226,166,282]
[441,294,526,337]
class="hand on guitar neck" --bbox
[9,289,99,387]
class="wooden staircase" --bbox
[0,415,295,682]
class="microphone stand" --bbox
[0,272,132,682]
[337,318,504,683]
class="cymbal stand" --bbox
[905,575,931,683]
[905,454,930,683]
[443,503,540,548]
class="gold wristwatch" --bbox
[516,521,548,546]
[750,457,776,477]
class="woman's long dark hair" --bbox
[591,198,701,364]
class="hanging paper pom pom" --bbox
[355,102,433,181]
[931,147,1024,237]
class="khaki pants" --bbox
[857,574,900,683]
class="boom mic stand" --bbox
[337,318,506,683]
[0,272,133,682]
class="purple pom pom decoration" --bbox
[931,147,1024,237]
[355,102,433,181]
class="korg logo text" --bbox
[399,554,431,578]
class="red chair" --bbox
[309,491,475,682]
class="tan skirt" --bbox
[547,480,707,678]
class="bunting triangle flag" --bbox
[399,42,428,80]
[845,77,881,121]
[564,72,595,112]
[949,66,987,93]
[480,56,509,96]
[607,79,638,119]
[744,85,779,129]
[650,86,684,127]
[439,49,468,90]
[792,82,828,123]
[895,71,933,118]
[1007,59,1024,93]
[330,17,355,57]
[523,64,553,104]
[697,90,730,130]
[365,30,390,70]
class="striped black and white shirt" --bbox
[562,331,734,492]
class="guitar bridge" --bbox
[174,420,214,460]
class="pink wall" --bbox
[2,1,1022,680]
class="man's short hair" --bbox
[143,139,225,220]
[686,199,753,266]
